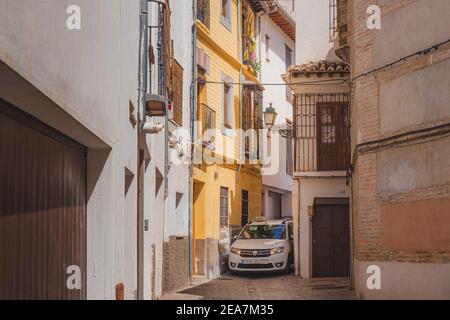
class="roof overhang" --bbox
[247,1,295,41]
[266,0,296,41]
[282,61,351,94]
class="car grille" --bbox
[240,249,271,257]
[237,263,274,269]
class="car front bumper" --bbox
[228,252,288,272]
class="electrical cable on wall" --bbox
[192,38,450,88]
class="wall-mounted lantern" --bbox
[263,102,278,131]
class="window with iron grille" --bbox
[329,0,338,41]
[294,93,350,172]
[220,187,229,228]
[197,0,210,29]
[171,59,183,126]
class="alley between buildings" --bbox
[164,274,355,300]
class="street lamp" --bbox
[263,102,293,139]
[263,103,278,131]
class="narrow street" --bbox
[171,274,355,300]
[1,0,449,303]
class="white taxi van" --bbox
[229,217,294,273]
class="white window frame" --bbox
[220,0,232,31]
[285,45,294,102]
[265,34,270,62]
[221,72,234,137]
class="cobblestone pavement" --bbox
[178,273,356,300]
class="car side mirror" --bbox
[233,235,238,241]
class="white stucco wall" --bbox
[0,0,143,299]
[298,177,350,279]
[0,0,193,300]
[295,0,336,64]
[164,0,192,240]
[259,13,294,219]
[355,260,450,300]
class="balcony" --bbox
[242,85,263,160]
[197,0,210,29]
[294,93,350,174]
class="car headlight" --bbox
[231,247,241,255]
[270,247,284,255]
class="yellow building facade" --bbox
[193,0,263,278]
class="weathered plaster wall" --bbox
[0,0,142,299]
[298,178,350,279]
[296,0,337,64]
[260,13,294,218]
[351,0,450,299]
[355,259,450,300]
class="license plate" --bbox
[241,259,269,264]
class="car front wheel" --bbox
[283,254,293,274]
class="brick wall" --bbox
[351,0,450,265]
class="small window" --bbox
[265,34,270,62]
[220,0,232,30]
[285,45,294,102]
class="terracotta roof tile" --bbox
[287,60,350,75]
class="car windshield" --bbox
[239,224,286,240]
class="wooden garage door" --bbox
[0,101,86,300]
[312,198,350,278]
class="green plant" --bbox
[252,60,261,76]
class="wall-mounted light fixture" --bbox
[263,102,278,131]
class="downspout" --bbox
[138,0,149,301]
[349,173,355,290]
[140,0,149,126]
[188,0,198,283]
[162,1,169,201]
[237,0,243,181]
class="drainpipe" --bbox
[349,171,355,290]
[238,0,243,179]
[140,0,149,125]
[188,0,198,283]
[138,0,149,301]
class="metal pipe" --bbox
[188,0,198,284]
[140,0,149,126]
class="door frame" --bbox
[311,197,350,278]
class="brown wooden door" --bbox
[316,103,350,171]
[312,199,350,278]
[0,101,86,299]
